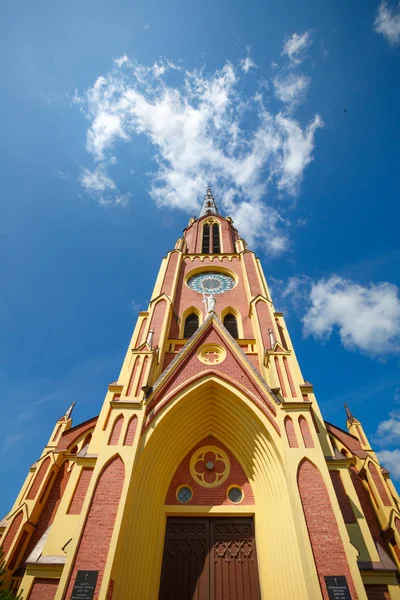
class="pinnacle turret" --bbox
[199,187,219,217]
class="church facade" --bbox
[1,189,400,600]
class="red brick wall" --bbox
[9,529,28,570]
[27,456,51,500]
[274,356,287,397]
[396,516,400,535]
[161,252,179,296]
[67,468,94,515]
[123,416,137,446]
[299,416,314,448]
[243,252,261,296]
[134,317,147,348]
[65,456,125,600]
[150,299,167,348]
[146,326,279,434]
[275,319,288,350]
[27,578,59,600]
[109,415,123,446]
[56,418,97,452]
[364,584,390,600]
[283,357,297,397]
[368,463,392,507]
[170,255,253,339]
[126,356,140,396]
[329,471,356,524]
[165,437,254,505]
[135,356,149,397]
[284,417,298,448]
[52,424,62,442]
[23,462,71,565]
[349,466,390,553]
[256,302,275,350]
[1,511,23,556]
[297,460,358,600]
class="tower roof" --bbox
[199,187,219,217]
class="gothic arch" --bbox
[297,458,358,600]
[112,377,311,599]
[179,306,203,338]
[65,454,125,600]
[109,414,124,446]
[220,306,244,338]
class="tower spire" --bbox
[344,403,355,422]
[199,187,219,217]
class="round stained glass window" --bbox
[228,486,244,504]
[187,272,235,295]
[177,486,193,503]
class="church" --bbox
[1,189,400,600]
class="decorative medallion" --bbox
[176,485,193,503]
[197,344,226,365]
[190,446,230,488]
[227,485,244,504]
[187,272,235,295]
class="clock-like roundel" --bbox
[187,272,235,294]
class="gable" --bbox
[145,319,279,433]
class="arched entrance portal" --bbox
[112,377,311,600]
[159,436,261,599]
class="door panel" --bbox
[159,518,210,600]
[211,519,261,600]
[159,517,261,600]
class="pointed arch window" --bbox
[223,313,238,338]
[202,224,210,253]
[183,313,199,338]
[212,224,221,253]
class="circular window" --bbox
[227,486,244,504]
[177,485,193,503]
[187,272,235,295]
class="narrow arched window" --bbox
[183,313,199,338]
[202,224,210,253]
[212,224,221,253]
[223,313,238,338]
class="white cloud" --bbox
[375,411,400,445]
[75,52,322,251]
[377,449,400,478]
[240,56,256,73]
[144,23,150,30]
[303,277,400,356]
[273,73,310,109]
[282,31,312,65]
[375,2,400,45]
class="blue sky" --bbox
[0,0,399,516]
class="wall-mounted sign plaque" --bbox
[324,576,352,600]
[70,570,98,600]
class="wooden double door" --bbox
[159,517,261,600]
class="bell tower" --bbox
[2,189,400,600]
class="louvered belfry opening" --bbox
[223,313,239,338]
[212,224,221,253]
[183,313,199,338]
[202,224,210,253]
